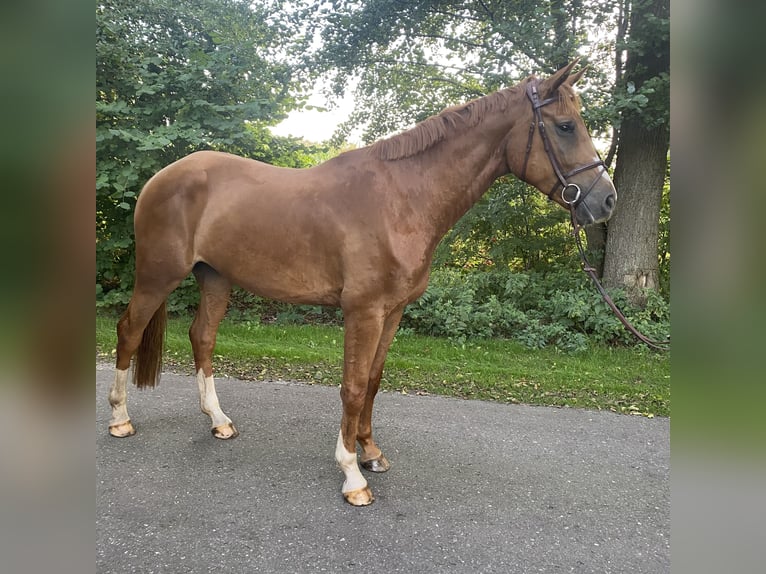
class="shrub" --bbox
[400,268,669,351]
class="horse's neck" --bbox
[402,106,517,238]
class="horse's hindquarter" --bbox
[163,151,430,308]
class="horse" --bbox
[107,61,616,506]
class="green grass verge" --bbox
[96,315,670,417]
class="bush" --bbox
[400,268,669,351]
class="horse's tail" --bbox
[133,300,167,389]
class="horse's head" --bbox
[507,61,617,226]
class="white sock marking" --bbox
[196,369,233,428]
[108,368,130,426]
[335,430,367,493]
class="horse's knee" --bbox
[340,385,367,414]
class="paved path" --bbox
[96,365,669,573]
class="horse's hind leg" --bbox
[109,285,172,437]
[189,263,238,439]
[109,368,135,437]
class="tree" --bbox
[96,0,304,305]
[601,0,669,304]
[304,0,665,280]
[310,1,617,142]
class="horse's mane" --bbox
[368,78,581,161]
[369,87,518,161]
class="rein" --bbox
[521,79,669,351]
[568,205,670,351]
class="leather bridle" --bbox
[519,79,669,351]
[519,80,606,210]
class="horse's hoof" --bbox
[109,420,136,438]
[343,486,375,506]
[212,423,239,439]
[361,455,391,473]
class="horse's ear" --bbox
[566,66,587,87]
[539,59,579,98]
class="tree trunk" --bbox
[601,0,669,305]
[602,116,667,304]
[584,223,607,277]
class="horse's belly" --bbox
[210,256,344,307]
[238,277,343,307]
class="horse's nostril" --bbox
[605,193,616,210]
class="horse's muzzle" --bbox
[575,188,616,225]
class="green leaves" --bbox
[307,0,619,139]
[135,134,173,151]
[401,268,670,352]
[611,71,669,129]
[97,0,307,303]
[434,178,572,272]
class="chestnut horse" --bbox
[107,62,616,505]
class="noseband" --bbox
[519,80,606,209]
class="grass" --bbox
[96,315,670,417]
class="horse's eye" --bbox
[557,122,574,133]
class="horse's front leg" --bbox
[335,307,386,506]
[357,306,405,473]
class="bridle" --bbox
[519,79,669,351]
[519,79,606,210]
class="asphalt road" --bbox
[96,365,669,573]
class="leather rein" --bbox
[521,80,669,351]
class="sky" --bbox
[269,88,358,144]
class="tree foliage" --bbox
[610,0,669,131]
[96,0,309,305]
[309,0,619,143]
[303,0,669,295]
[434,178,573,272]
